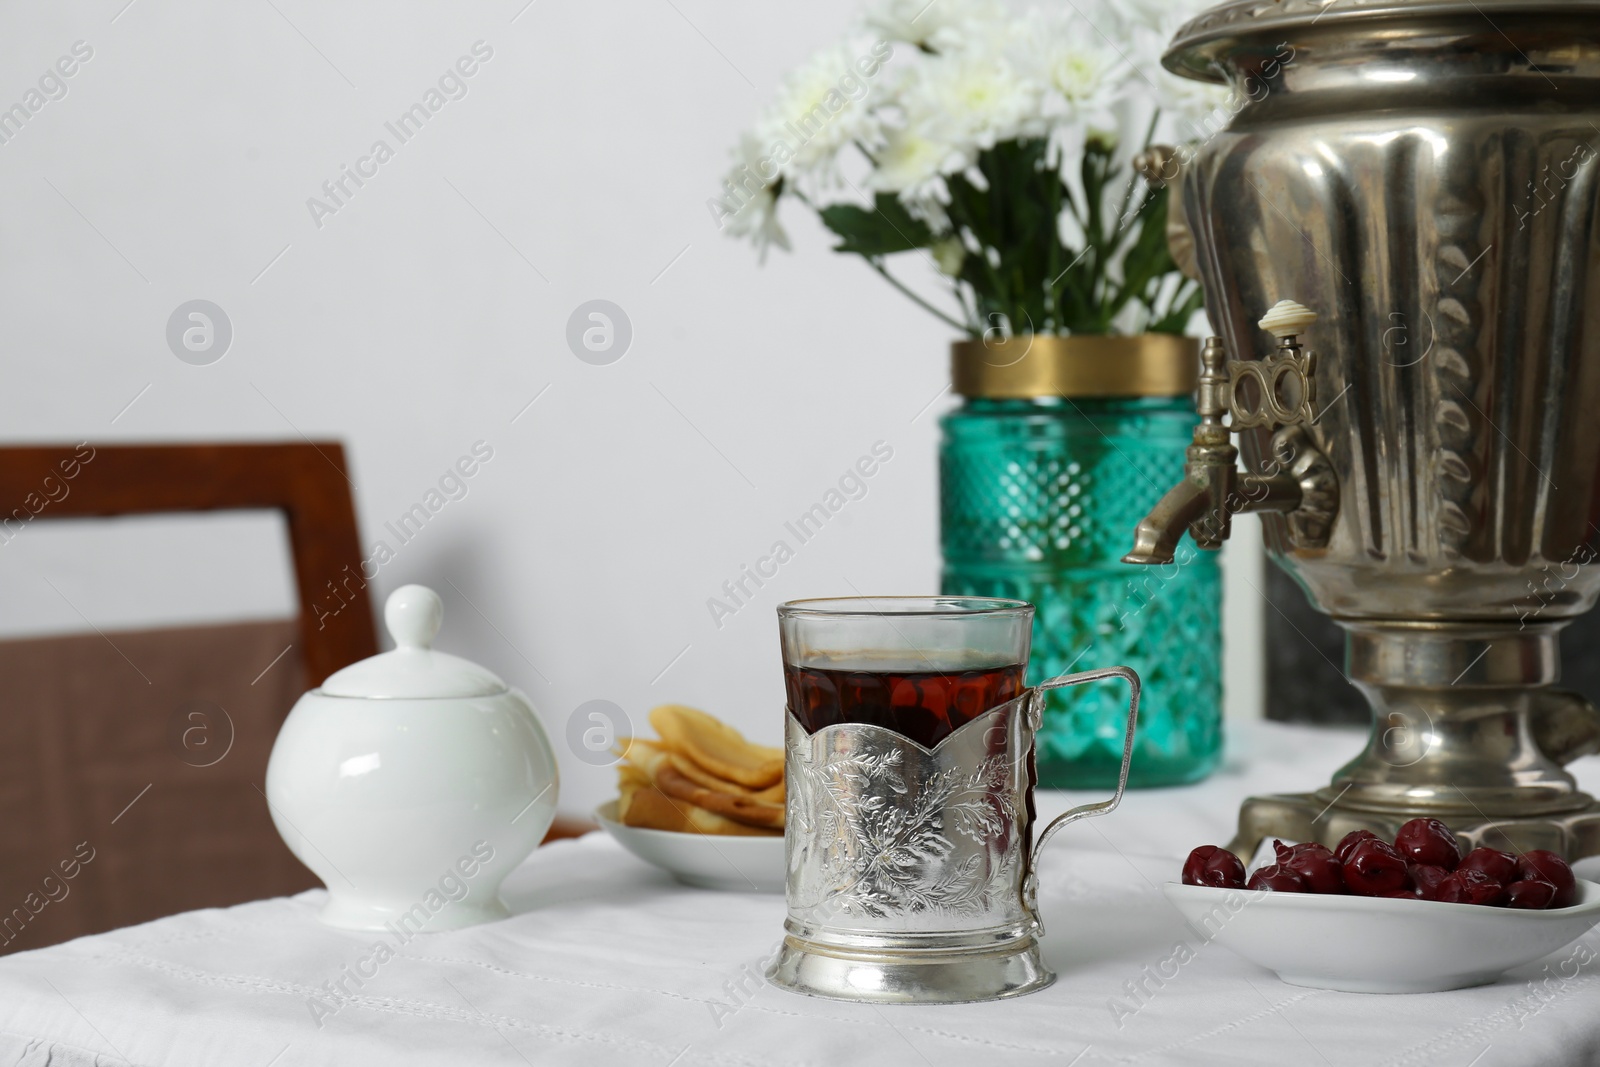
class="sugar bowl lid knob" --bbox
[387,584,443,650]
[318,583,507,699]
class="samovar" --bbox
[1125,0,1600,859]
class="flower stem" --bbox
[867,259,968,333]
[1113,109,1163,230]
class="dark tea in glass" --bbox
[783,659,1026,748]
[777,597,1034,748]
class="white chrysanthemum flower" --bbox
[1047,47,1122,107]
[757,40,889,182]
[1122,24,1230,144]
[718,133,790,261]
[904,49,1040,152]
[1017,10,1126,132]
[1119,0,1234,136]
[863,0,1002,53]
[932,236,966,276]
[1114,0,1179,34]
[870,123,953,191]
[870,121,964,196]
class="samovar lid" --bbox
[1166,0,1600,82]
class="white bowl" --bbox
[1163,878,1600,993]
[595,801,784,893]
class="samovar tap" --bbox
[1123,301,1338,566]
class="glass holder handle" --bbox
[1021,665,1141,935]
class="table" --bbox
[4,721,1599,1067]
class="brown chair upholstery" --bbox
[0,618,315,951]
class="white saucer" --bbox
[595,801,785,893]
[1164,878,1600,993]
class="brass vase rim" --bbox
[950,333,1200,400]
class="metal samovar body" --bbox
[1125,0,1600,858]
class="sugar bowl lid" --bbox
[320,584,508,699]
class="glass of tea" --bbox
[770,594,1140,1005]
[778,595,1033,748]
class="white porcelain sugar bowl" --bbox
[266,584,559,931]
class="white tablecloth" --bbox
[4,721,1600,1067]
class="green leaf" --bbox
[819,194,934,257]
[1149,281,1206,334]
[1107,187,1179,322]
[815,128,1194,336]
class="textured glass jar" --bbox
[940,336,1222,788]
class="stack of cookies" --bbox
[616,705,784,836]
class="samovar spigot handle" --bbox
[1122,300,1339,565]
[1258,299,1319,351]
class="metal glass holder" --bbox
[768,667,1140,1005]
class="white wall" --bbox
[0,0,1261,816]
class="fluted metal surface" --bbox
[1164,2,1600,857]
[1179,12,1600,619]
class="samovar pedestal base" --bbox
[1228,791,1600,862]
[1227,623,1600,862]
[767,934,1055,1005]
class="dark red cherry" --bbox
[1394,818,1462,871]
[1410,864,1452,901]
[1335,829,1380,864]
[1247,864,1308,892]
[1183,845,1246,889]
[1437,867,1508,906]
[1515,850,1576,908]
[1342,839,1412,896]
[1457,847,1518,886]
[1272,839,1329,860]
[1506,878,1558,910]
[1282,843,1345,894]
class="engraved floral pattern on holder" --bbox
[784,702,1029,928]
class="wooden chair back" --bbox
[0,442,376,952]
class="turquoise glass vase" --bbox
[939,337,1223,788]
